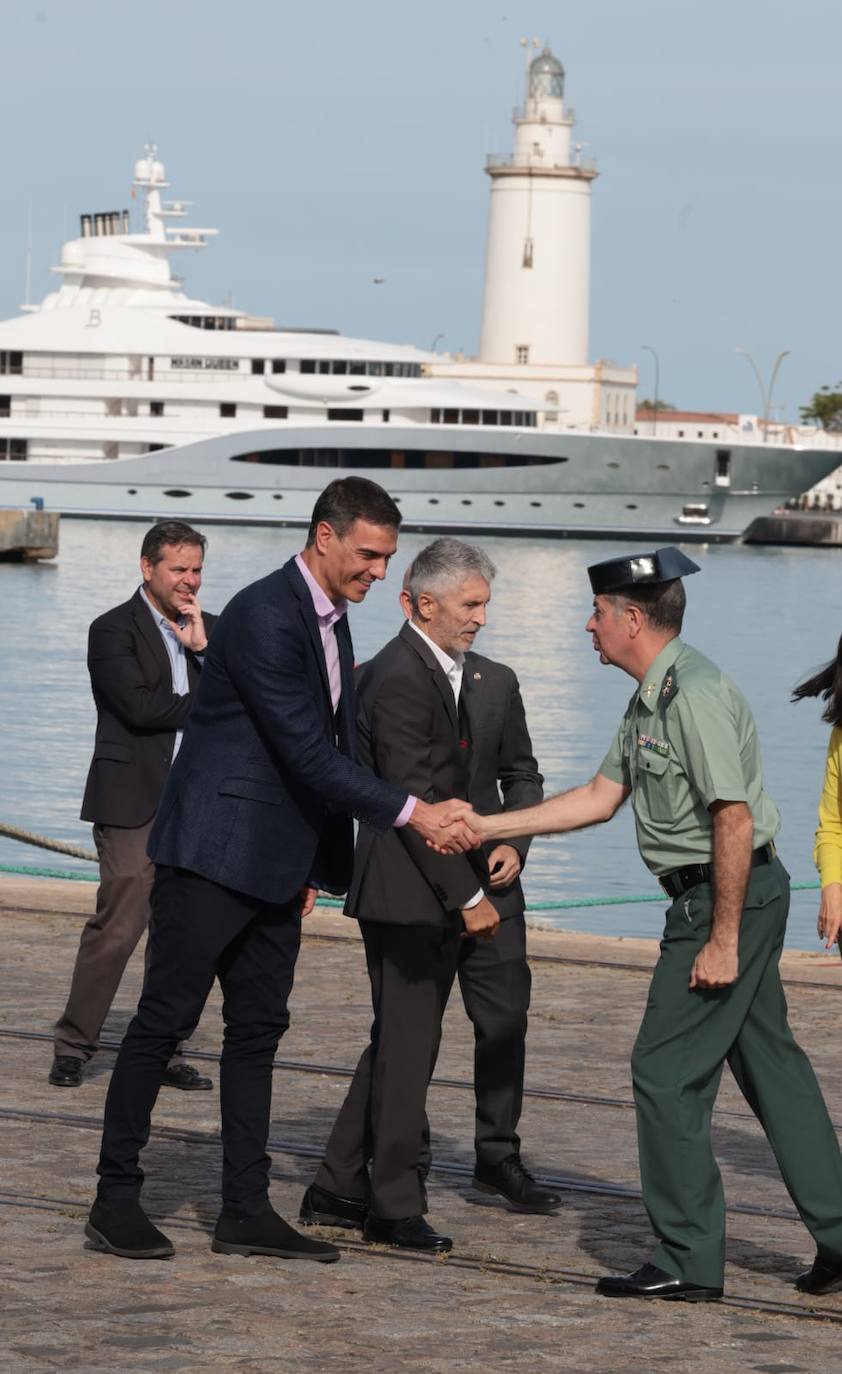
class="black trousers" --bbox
[96,865,301,1216]
[315,913,531,1218]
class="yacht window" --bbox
[382,410,390,423]
[264,405,288,420]
[220,403,237,418]
[300,360,316,374]
[127,488,137,495]
[271,359,286,374]
[0,396,9,417]
[481,411,499,426]
[461,499,473,505]
[332,361,348,375]
[349,362,366,376]
[499,411,512,426]
[148,444,167,453]
[150,401,164,417]
[229,448,565,468]
[530,501,542,508]
[163,488,192,497]
[0,352,23,375]
[327,409,365,422]
[225,492,255,500]
[443,409,459,425]
[1,438,27,460]
[251,359,265,375]
[319,361,330,374]
[515,345,529,365]
[431,409,441,423]
[462,410,480,425]
[383,364,394,377]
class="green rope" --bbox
[0,861,821,907]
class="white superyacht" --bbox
[0,50,835,538]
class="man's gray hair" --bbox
[405,537,496,611]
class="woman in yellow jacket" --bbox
[794,639,842,950]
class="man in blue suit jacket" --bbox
[86,477,484,1264]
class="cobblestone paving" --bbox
[3,875,842,1373]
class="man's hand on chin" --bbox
[408,798,482,853]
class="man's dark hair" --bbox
[140,520,207,565]
[792,634,842,727]
[306,477,402,545]
[609,578,686,633]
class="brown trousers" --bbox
[53,822,182,1064]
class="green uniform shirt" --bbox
[599,638,780,875]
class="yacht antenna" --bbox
[24,197,32,307]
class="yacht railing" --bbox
[7,367,246,384]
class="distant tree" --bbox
[800,384,842,430]
[638,398,677,411]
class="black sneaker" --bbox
[85,1199,175,1260]
[213,1208,340,1262]
[472,1154,561,1214]
[48,1056,83,1088]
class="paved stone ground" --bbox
[4,872,842,1372]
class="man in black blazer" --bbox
[301,537,559,1253]
[50,520,215,1092]
[86,478,478,1265]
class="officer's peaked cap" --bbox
[588,546,701,595]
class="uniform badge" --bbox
[660,669,678,702]
[643,683,657,698]
[638,733,670,757]
[473,672,482,680]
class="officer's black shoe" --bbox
[48,1055,84,1087]
[796,1255,842,1295]
[363,1213,452,1253]
[212,1208,340,1262]
[472,1154,561,1214]
[596,1262,723,1302]
[160,1062,213,1091]
[85,1199,175,1260]
[299,1183,366,1231]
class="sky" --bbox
[1,0,839,419]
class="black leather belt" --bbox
[659,842,775,900]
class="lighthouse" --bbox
[432,42,636,432]
[478,46,596,368]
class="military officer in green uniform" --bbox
[445,547,842,1301]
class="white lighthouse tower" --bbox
[479,46,596,367]
[432,42,637,432]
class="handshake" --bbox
[409,798,489,853]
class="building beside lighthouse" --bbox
[432,44,637,432]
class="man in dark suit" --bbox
[85,478,478,1265]
[50,520,215,1092]
[301,537,559,1253]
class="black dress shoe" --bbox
[796,1255,842,1295]
[596,1262,722,1302]
[212,1208,339,1262]
[472,1154,561,1214]
[299,1183,366,1230]
[48,1055,83,1088]
[160,1062,213,1091]
[85,1199,175,1260]
[363,1213,452,1254]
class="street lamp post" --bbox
[735,347,791,443]
[641,344,660,437]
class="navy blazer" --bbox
[149,558,408,904]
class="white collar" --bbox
[407,619,464,677]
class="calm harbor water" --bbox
[0,519,837,952]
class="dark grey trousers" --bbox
[53,822,181,1065]
[315,913,531,1218]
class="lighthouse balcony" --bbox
[485,153,598,178]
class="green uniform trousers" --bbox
[632,856,842,1288]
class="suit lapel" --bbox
[285,560,333,707]
[398,622,459,733]
[131,589,176,685]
